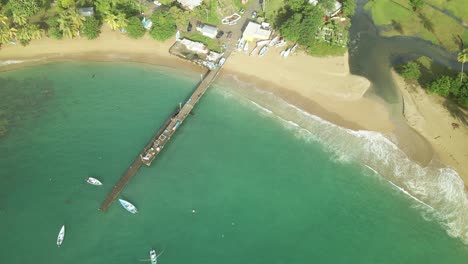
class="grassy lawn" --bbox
[365,0,467,52]
[425,0,468,25]
[263,0,285,23]
[181,32,224,53]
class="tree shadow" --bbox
[442,98,468,125]
[391,19,404,34]
[452,34,464,51]
[418,12,434,33]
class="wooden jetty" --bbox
[99,53,230,212]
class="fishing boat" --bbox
[280,50,285,56]
[275,38,286,47]
[57,225,65,247]
[150,249,158,264]
[257,39,270,47]
[86,177,102,186]
[243,42,249,54]
[290,44,298,54]
[269,35,279,46]
[283,48,291,58]
[258,45,268,57]
[119,199,138,214]
[249,46,259,56]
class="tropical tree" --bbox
[0,15,8,26]
[56,9,84,38]
[125,16,145,39]
[105,13,119,30]
[82,16,101,39]
[12,12,28,26]
[149,9,176,41]
[0,26,17,44]
[457,48,468,83]
[115,12,128,30]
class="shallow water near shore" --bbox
[0,62,467,264]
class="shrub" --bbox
[400,62,421,81]
[125,16,145,39]
[149,10,176,41]
[82,17,101,40]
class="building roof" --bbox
[200,24,218,38]
[177,0,203,9]
[78,7,94,17]
[243,22,271,40]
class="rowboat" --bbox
[283,48,291,58]
[269,35,279,46]
[119,199,138,214]
[249,46,259,56]
[290,44,298,54]
[86,177,102,186]
[150,249,158,264]
[257,39,270,47]
[57,225,65,247]
[243,42,249,54]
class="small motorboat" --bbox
[119,199,138,214]
[243,42,249,54]
[57,225,65,247]
[86,177,102,186]
[150,249,158,264]
[283,48,291,58]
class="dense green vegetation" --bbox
[396,55,468,107]
[270,0,355,56]
[149,9,176,41]
[125,16,145,39]
[365,0,468,52]
[82,16,101,40]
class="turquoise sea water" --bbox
[0,62,467,264]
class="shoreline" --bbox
[0,29,466,186]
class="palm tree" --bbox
[105,13,119,31]
[0,15,8,26]
[29,24,44,40]
[0,26,17,44]
[457,48,468,83]
[12,12,28,26]
[115,13,128,30]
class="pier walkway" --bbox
[99,50,232,212]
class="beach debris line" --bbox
[56,225,65,247]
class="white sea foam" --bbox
[217,77,468,244]
[0,60,27,66]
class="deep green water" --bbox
[0,62,467,264]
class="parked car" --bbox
[226,31,233,38]
[187,22,192,32]
[251,11,257,19]
[218,57,226,66]
[216,30,224,39]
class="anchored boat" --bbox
[150,249,158,264]
[57,225,65,247]
[119,199,138,214]
[86,177,102,186]
[221,13,241,25]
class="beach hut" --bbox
[242,22,271,42]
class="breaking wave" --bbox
[215,76,468,244]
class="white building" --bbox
[177,0,203,10]
[242,22,271,42]
[197,24,218,39]
[180,38,209,54]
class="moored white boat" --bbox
[283,48,291,58]
[243,42,249,53]
[119,199,138,214]
[150,249,158,264]
[57,225,65,247]
[257,39,270,47]
[237,37,245,51]
[290,44,298,54]
[250,46,259,56]
[269,35,279,46]
[258,45,268,57]
[86,177,102,186]
[275,39,286,47]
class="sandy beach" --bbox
[0,27,467,185]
